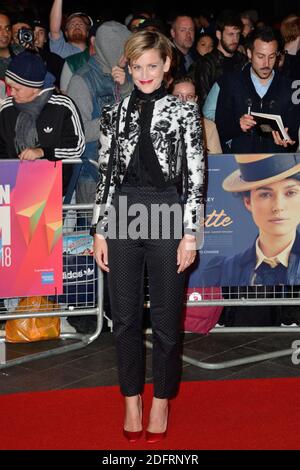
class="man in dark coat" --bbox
[192,10,247,107]
[215,27,299,153]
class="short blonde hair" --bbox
[124,30,173,64]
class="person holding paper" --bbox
[215,26,299,153]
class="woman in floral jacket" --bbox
[92,31,205,443]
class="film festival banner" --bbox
[0,160,63,298]
[188,153,300,288]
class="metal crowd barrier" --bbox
[144,285,300,370]
[1,159,300,374]
[0,160,103,369]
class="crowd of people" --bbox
[0,1,299,159]
[0,0,299,443]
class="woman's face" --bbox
[241,17,254,38]
[196,35,214,56]
[243,178,300,238]
[128,48,170,94]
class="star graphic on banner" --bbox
[46,221,62,253]
[16,201,46,245]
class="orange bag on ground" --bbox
[5,296,60,343]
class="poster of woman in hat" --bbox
[202,153,300,287]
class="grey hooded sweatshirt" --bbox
[67,21,132,143]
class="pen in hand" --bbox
[246,98,252,117]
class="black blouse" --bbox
[122,84,168,188]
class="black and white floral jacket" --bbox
[92,94,205,236]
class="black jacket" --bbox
[192,48,248,106]
[0,89,85,160]
[281,50,300,81]
[173,45,199,77]
[215,63,299,153]
[0,47,16,81]
[92,94,205,236]
[38,48,65,88]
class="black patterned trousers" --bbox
[107,186,186,398]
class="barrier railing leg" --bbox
[0,341,6,365]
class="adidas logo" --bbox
[43,126,53,133]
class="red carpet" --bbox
[1,378,300,450]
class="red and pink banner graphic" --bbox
[0,161,63,297]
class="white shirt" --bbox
[255,236,295,269]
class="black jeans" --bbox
[107,186,186,398]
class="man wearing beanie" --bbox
[0,51,85,185]
[67,20,132,204]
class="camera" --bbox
[18,28,34,47]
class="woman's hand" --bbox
[111,55,127,85]
[93,234,109,272]
[177,235,197,274]
[111,65,126,85]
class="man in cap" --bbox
[49,0,92,58]
[0,51,85,169]
[60,20,101,93]
[137,17,166,35]
[33,18,64,88]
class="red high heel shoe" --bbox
[145,429,167,443]
[123,429,143,442]
[123,395,143,442]
[145,404,169,443]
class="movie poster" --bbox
[0,161,63,297]
[188,154,300,287]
